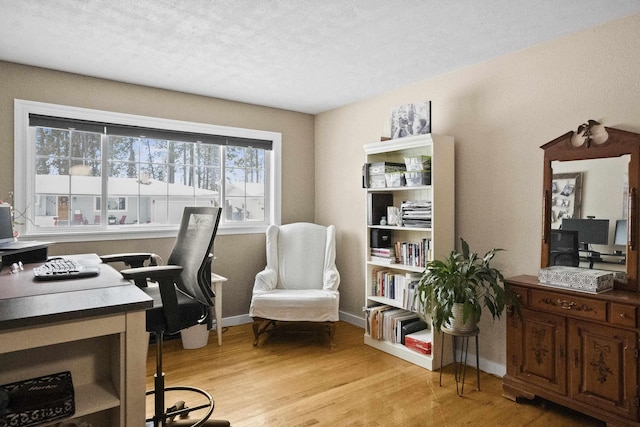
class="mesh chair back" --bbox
[167,207,222,306]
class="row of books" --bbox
[364,305,430,349]
[396,238,432,267]
[370,269,422,311]
[370,238,432,267]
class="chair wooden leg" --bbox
[252,318,277,346]
[328,322,336,349]
[252,318,262,346]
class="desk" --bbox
[579,251,626,271]
[0,254,153,426]
[211,273,228,346]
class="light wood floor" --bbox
[146,321,605,426]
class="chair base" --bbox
[146,385,215,427]
[251,318,336,348]
[148,331,229,427]
[164,420,231,426]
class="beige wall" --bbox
[0,61,315,319]
[315,13,640,374]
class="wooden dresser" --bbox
[503,275,640,426]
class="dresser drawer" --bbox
[610,303,637,328]
[507,285,529,307]
[529,289,607,322]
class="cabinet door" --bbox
[568,319,638,421]
[509,307,567,394]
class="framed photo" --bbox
[551,172,583,227]
[391,101,431,139]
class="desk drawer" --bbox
[610,303,637,328]
[529,289,607,322]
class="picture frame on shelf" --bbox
[391,101,431,139]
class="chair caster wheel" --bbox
[167,400,186,422]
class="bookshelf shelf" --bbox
[363,134,455,371]
[366,260,424,273]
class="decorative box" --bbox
[384,172,405,188]
[0,371,75,427]
[404,156,431,171]
[404,329,432,355]
[369,162,406,175]
[538,266,614,293]
[405,171,431,186]
[369,174,387,188]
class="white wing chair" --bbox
[249,222,340,347]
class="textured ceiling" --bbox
[1,1,639,114]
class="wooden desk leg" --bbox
[213,280,223,346]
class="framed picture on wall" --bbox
[390,101,431,139]
[551,172,583,227]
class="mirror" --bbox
[550,156,629,273]
[541,125,640,292]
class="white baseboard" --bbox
[339,311,365,329]
[220,313,253,327]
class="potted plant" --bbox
[417,237,519,332]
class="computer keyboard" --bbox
[33,257,101,281]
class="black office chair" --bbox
[550,229,580,267]
[101,207,230,427]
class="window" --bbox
[14,100,281,240]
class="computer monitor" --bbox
[561,218,609,250]
[0,204,15,245]
[614,219,627,246]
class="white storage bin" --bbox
[181,323,210,349]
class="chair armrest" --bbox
[323,266,340,291]
[120,265,183,281]
[253,268,277,292]
[101,252,160,268]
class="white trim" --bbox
[14,99,282,240]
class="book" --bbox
[394,313,420,343]
[405,329,432,355]
[401,320,428,345]
[366,305,393,339]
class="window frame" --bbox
[14,99,281,241]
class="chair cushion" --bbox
[249,289,339,322]
[275,223,329,290]
[143,285,207,333]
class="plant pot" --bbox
[444,303,477,332]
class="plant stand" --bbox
[439,326,480,396]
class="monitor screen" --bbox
[614,219,627,246]
[0,204,15,245]
[561,218,609,246]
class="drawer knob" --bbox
[620,313,626,318]
[558,299,576,310]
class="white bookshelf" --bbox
[363,134,455,370]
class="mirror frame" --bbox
[541,127,640,292]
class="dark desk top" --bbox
[0,253,153,330]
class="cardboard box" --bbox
[404,329,432,355]
[538,266,614,293]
